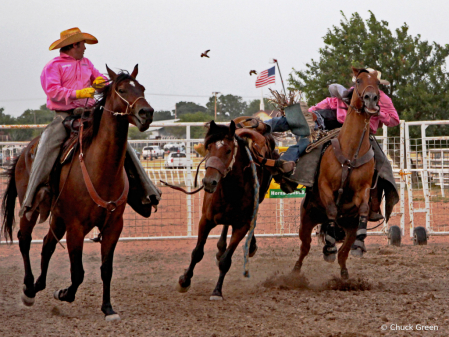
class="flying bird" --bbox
[249,70,257,76]
[201,50,210,58]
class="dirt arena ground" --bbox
[1,236,449,337]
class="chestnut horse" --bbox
[1,65,153,320]
[177,121,273,300]
[293,67,380,279]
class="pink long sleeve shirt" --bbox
[40,53,107,111]
[308,89,400,134]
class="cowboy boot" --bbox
[369,186,384,222]
[20,115,68,223]
[125,143,162,217]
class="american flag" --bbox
[255,66,275,88]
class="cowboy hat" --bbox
[352,68,390,85]
[49,27,98,51]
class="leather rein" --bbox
[78,122,129,212]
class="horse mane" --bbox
[82,71,135,148]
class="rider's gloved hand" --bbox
[92,76,106,89]
[76,88,95,99]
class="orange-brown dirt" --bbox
[1,237,449,336]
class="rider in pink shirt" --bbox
[20,27,161,222]
[309,87,399,133]
[41,53,106,111]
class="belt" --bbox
[55,109,75,114]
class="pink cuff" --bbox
[378,111,389,123]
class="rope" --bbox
[242,146,260,278]
[305,128,341,153]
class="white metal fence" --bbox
[2,120,445,243]
[405,121,449,237]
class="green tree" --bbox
[206,94,247,120]
[164,111,211,139]
[245,98,277,115]
[288,11,449,137]
[153,110,174,121]
[174,102,206,116]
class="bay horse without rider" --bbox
[1,65,154,321]
[177,121,274,300]
[294,67,380,279]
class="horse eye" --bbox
[356,79,361,84]
[118,88,125,94]
[226,149,231,155]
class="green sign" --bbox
[267,188,305,199]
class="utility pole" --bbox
[212,92,220,120]
[270,58,287,96]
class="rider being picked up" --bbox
[263,67,399,255]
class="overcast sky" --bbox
[1,0,448,117]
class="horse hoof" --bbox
[21,293,35,306]
[323,253,336,263]
[351,248,364,258]
[176,282,190,293]
[249,246,258,258]
[53,290,62,300]
[341,270,349,280]
[210,295,223,301]
[105,314,121,322]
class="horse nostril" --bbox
[138,108,153,120]
[373,95,378,101]
[364,95,370,100]
[211,180,218,186]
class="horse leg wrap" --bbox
[352,216,368,252]
[323,223,338,256]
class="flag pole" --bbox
[273,59,287,96]
[260,88,264,111]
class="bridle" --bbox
[205,137,239,178]
[101,89,146,116]
[348,70,380,115]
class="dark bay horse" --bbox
[294,67,380,279]
[1,65,153,321]
[177,121,273,300]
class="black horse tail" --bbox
[1,158,19,243]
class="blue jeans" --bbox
[265,116,310,162]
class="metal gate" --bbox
[405,121,449,237]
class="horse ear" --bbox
[351,66,360,78]
[106,65,117,81]
[209,120,217,131]
[131,64,138,78]
[228,120,236,136]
